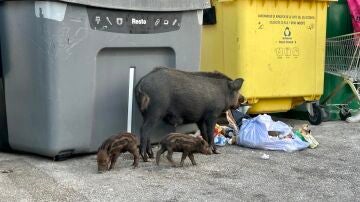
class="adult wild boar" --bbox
[135,67,244,161]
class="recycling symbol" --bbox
[284,27,291,37]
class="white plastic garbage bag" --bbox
[346,111,360,123]
[236,114,309,152]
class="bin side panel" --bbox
[0,1,56,154]
[92,47,176,149]
[239,0,320,98]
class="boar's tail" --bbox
[135,84,150,112]
[139,93,150,112]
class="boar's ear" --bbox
[229,78,244,91]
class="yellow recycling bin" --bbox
[201,0,334,124]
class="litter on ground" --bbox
[260,153,270,160]
[211,108,320,152]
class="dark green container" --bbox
[322,0,358,120]
[320,73,360,120]
[326,0,353,38]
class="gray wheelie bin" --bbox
[0,0,209,159]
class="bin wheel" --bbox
[339,108,351,121]
[308,104,322,125]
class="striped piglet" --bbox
[97,132,140,173]
[156,133,212,167]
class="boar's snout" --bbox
[97,163,109,173]
[238,94,245,105]
[204,148,212,155]
[230,93,246,110]
[98,168,106,174]
[228,78,245,109]
[200,140,212,155]
[97,150,111,173]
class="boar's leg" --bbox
[197,121,208,142]
[140,115,161,162]
[156,146,166,166]
[146,138,154,159]
[206,118,221,154]
[188,153,197,166]
[109,153,121,170]
[129,147,140,168]
[140,124,149,162]
[166,149,176,167]
[180,152,189,167]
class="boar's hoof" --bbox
[146,158,154,162]
[141,154,149,162]
[212,149,221,154]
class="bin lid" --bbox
[0,0,211,11]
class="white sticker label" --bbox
[35,1,67,22]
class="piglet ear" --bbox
[229,78,244,91]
